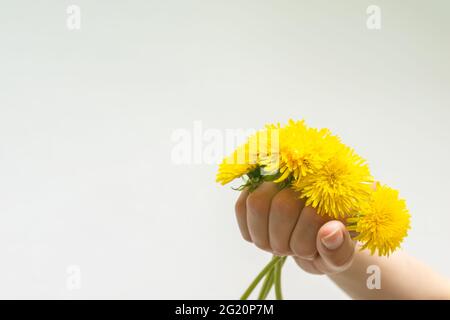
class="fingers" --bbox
[246,182,279,251]
[290,206,327,260]
[268,188,304,256]
[235,190,251,242]
[314,220,356,274]
[235,185,355,276]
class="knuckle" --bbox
[271,195,297,216]
[246,193,267,216]
[304,206,326,224]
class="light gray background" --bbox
[0,0,449,299]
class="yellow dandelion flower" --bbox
[347,184,411,256]
[294,146,373,218]
[216,144,258,185]
[262,120,339,184]
[216,124,280,185]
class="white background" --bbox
[0,0,449,299]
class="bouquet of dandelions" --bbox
[216,120,411,300]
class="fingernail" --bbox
[321,228,343,250]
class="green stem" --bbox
[240,256,281,300]
[258,268,275,300]
[274,257,287,300]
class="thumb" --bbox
[316,220,355,274]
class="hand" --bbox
[235,182,356,275]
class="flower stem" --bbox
[274,257,287,300]
[240,256,281,300]
[257,267,275,300]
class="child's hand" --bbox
[235,182,356,275]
